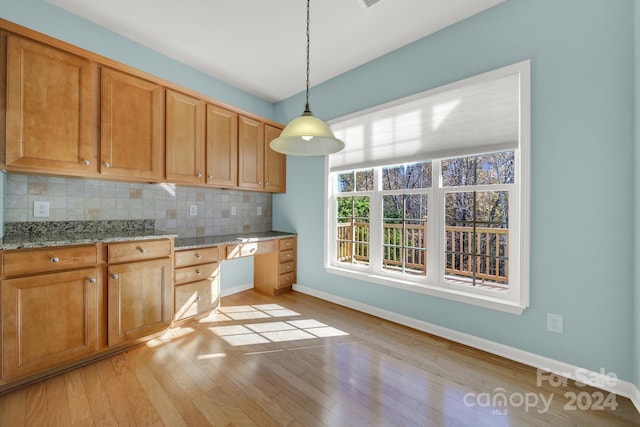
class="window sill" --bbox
[325,265,526,315]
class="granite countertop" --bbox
[0,228,176,250]
[174,230,295,250]
[0,220,295,251]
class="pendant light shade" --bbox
[269,0,344,157]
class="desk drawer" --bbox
[175,246,220,268]
[278,249,295,263]
[108,239,171,263]
[279,260,295,275]
[277,272,295,289]
[278,237,295,251]
[3,245,97,277]
[175,262,219,285]
[226,240,276,259]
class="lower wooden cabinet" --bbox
[2,268,99,382]
[107,242,173,346]
[174,246,221,323]
[253,236,297,296]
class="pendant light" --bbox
[269,0,345,156]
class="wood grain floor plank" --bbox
[24,381,47,427]
[124,347,187,427]
[44,374,72,426]
[0,385,27,427]
[78,362,118,427]
[64,369,92,424]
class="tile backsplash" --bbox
[4,174,272,237]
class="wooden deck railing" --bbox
[337,221,509,284]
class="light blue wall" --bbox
[274,0,637,383]
[0,0,274,119]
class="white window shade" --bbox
[328,62,525,172]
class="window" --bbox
[325,61,529,314]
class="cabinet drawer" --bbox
[279,260,295,275]
[277,272,295,289]
[278,237,295,251]
[278,249,295,263]
[175,262,219,286]
[174,278,219,321]
[108,239,171,263]
[226,240,277,259]
[175,246,220,268]
[3,245,97,277]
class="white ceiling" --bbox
[47,0,505,103]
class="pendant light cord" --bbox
[304,0,312,115]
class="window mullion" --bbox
[369,168,383,274]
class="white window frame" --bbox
[324,62,530,315]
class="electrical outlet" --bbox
[33,201,50,218]
[189,205,197,217]
[231,206,236,216]
[257,206,262,216]
[547,313,563,334]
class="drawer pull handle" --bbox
[83,160,90,166]
[197,173,203,178]
[195,253,202,259]
[103,162,110,168]
[111,274,119,280]
[50,257,60,263]
[195,270,202,275]
[137,247,146,254]
[208,175,213,180]
[88,277,97,283]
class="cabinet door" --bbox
[206,105,238,187]
[107,258,173,346]
[264,124,286,193]
[4,35,94,175]
[2,268,99,381]
[237,115,264,190]
[166,90,205,184]
[100,68,164,182]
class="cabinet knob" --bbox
[197,173,203,178]
[83,160,90,166]
[88,277,97,283]
[258,180,262,185]
[137,247,146,254]
[208,175,213,180]
[266,181,269,185]
[50,257,59,263]
[195,270,202,275]
[111,274,119,280]
[196,296,202,301]
[195,253,202,259]
[103,162,110,168]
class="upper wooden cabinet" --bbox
[238,115,264,190]
[166,90,205,184]
[0,21,286,192]
[264,124,286,193]
[3,34,95,175]
[100,67,165,182]
[206,105,238,188]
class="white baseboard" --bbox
[293,284,640,414]
[220,282,253,297]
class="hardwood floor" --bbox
[0,289,638,426]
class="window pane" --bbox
[382,194,427,276]
[356,170,374,191]
[444,191,509,288]
[382,162,432,190]
[442,151,515,187]
[336,196,370,266]
[337,172,354,192]
[476,151,515,185]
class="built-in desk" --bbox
[173,231,297,324]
